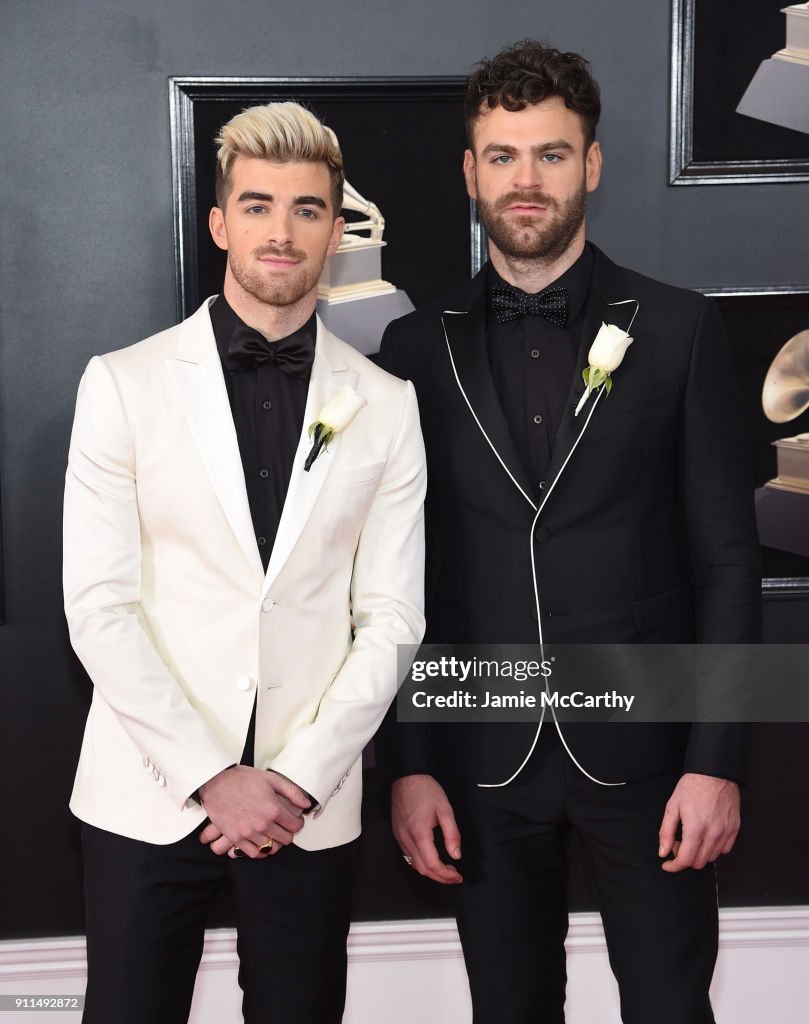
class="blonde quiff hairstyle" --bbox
[214,102,344,215]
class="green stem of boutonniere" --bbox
[575,366,614,416]
[304,422,335,472]
[583,366,614,396]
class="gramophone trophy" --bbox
[755,328,809,557]
[761,330,809,494]
[318,180,395,303]
[316,179,414,355]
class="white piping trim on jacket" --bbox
[441,313,538,512]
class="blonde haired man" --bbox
[64,101,426,1023]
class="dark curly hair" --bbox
[465,39,601,150]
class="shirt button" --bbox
[262,400,272,411]
[533,414,544,425]
[259,468,269,479]
[530,349,540,359]
[257,536,267,547]
[262,598,274,613]
[236,675,254,692]
[539,480,546,490]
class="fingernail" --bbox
[453,848,461,859]
[659,845,664,856]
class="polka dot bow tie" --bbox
[490,282,569,328]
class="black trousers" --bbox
[446,728,718,1024]
[80,822,355,1024]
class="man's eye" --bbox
[543,153,562,163]
[246,205,266,214]
[297,208,317,219]
[492,154,512,164]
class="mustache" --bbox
[495,191,558,213]
[254,245,307,261]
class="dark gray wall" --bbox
[2,1,808,938]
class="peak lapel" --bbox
[165,301,264,580]
[261,319,356,599]
[442,290,537,511]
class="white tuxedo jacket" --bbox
[64,298,426,849]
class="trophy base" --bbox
[755,484,809,558]
[768,437,809,494]
[317,289,415,356]
[318,279,397,304]
[737,57,809,132]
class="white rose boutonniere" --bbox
[304,385,367,471]
[574,322,634,417]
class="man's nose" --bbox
[264,209,294,246]
[511,157,544,191]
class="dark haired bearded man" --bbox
[377,39,760,1024]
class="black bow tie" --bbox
[490,282,569,328]
[224,324,315,379]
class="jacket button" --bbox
[535,526,551,543]
[262,598,274,613]
[236,675,254,692]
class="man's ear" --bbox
[327,216,345,257]
[585,141,602,194]
[463,149,478,201]
[209,206,228,252]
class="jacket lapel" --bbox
[165,299,265,580]
[261,318,357,599]
[540,250,639,513]
[442,274,538,511]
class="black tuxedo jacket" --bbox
[377,244,761,788]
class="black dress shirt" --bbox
[210,296,314,569]
[486,245,594,494]
[210,295,315,766]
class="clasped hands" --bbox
[198,765,312,860]
[393,771,740,883]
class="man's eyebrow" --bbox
[481,142,519,156]
[293,195,328,210]
[480,139,576,156]
[533,139,575,155]
[236,191,273,203]
[235,191,328,210]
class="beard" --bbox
[227,245,323,308]
[477,182,587,265]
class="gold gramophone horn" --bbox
[762,329,809,424]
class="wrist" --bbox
[197,763,238,802]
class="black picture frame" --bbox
[0,467,4,624]
[169,76,485,322]
[701,286,809,597]
[669,0,809,185]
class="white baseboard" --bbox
[1,908,807,1023]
